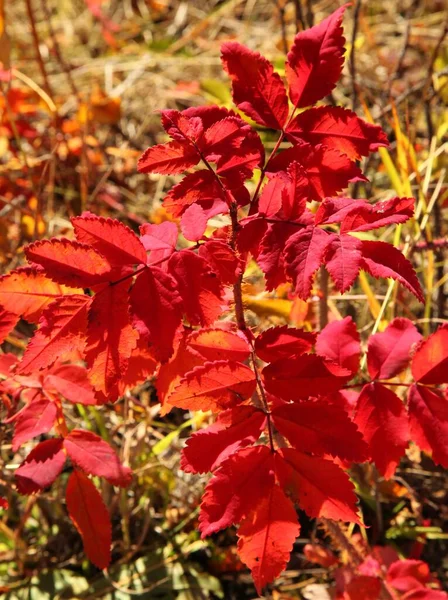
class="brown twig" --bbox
[24,0,53,98]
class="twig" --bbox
[24,0,53,99]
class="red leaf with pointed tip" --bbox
[117,334,157,395]
[168,250,223,327]
[163,170,227,218]
[408,385,448,468]
[286,106,388,159]
[156,327,203,413]
[361,241,424,302]
[341,197,414,233]
[0,310,18,343]
[281,162,312,221]
[166,360,256,412]
[367,318,422,380]
[181,406,266,473]
[344,575,382,600]
[137,141,199,175]
[284,226,332,300]
[85,280,138,395]
[258,173,288,217]
[216,129,264,185]
[354,382,408,479]
[202,117,249,161]
[255,326,315,363]
[66,470,111,570]
[324,233,363,293]
[237,485,300,595]
[411,324,448,384]
[199,445,274,537]
[263,354,350,401]
[268,144,367,200]
[15,438,65,494]
[275,448,361,523]
[130,266,182,362]
[11,395,57,451]
[221,42,288,130]
[272,401,368,461]
[258,222,303,290]
[64,429,132,486]
[72,214,147,266]
[315,197,367,226]
[286,4,348,108]
[19,295,89,374]
[198,240,240,285]
[316,316,361,375]
[25,239,115,288]
[401,590,447,600]
[387,559,430,592]
[188,328,251,362]
[139,221,178,266]
[161,110,203,143]
[181,203,208,241]
[0,268,79,322]
[44,364,96,405]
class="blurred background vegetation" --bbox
[0,0,447,598]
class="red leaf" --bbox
[268,143,367,200]
[199,445,274,536]
[284,226,332,300]
[11,395,57,451]
[354,382,408,479]
[258,174,288,217]
[0,268,76,322]
[117,334,158,395]
[367,318,422,380]
[202,116,249,161]
[408,385,448,468]
[286,4,348,108]
[15,438,65,495]
[316,316,361,375]
[221,42,289,130]
[315,197,367,226]
[137,141,199,175]
[272,401,368,461]
[19,295,89,374]
[344,575,382,600]
[387,559,430,592]
[263,354,350,401]
[163,170,227,218]
[258,222,303,290]
[156,327,203,413]
[341,196,414,233]
[360,241,424,302]
[139,221,178,262]
[216,129,264,185]
[188,328,251,362]
[402,591,447,600]
[72,214,147,266]
[255,325,315,363]
[198,240,240,285]
[281,162,312,221]
[66,470,112,570]
[64,429,132,486]
[324,233,363,293]
[85,281,138,395]
[44,364,96,406]
[25,239,115,288]
[0,310,18,343]
[166,360,256,412]
[411,324,448,384]
[180,203,208,241]
[286,106,388,160]
[168,250,223,327]
[161,110,204,143]
[275,447,361,523]
[130,266,182,362]
[181,406,266,473]
[237,485,300,595]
